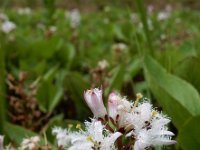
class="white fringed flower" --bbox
[84,88,107,119]
[126,102,176,150]
[0,13,8,21]
[134,119,176,150]
[53,119,121,150]
[52,127,73,148]
[97,59,109,70]
[111,43,128,53]
[68,9,81,28]
[157,11,170,21]
[1,20,16,33]
[108,92,132,127]
[126,102,152,135]
[21,136,40,150]
[17,7,32,15]
[49,26,57,33]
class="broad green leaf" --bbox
[5,122,37,145]
[5,122,53,147]
[37,79,54,112]
[37,67,63,112]
[48,88,63,112]
[178,115,200,150]
[144,55,200,128]
[30,37,59,59]
[174,56,200,93]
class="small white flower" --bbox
[111,43,128,52]
[21,136,40,150]
[37,22,45,30]
[1,20,16,33]
[0,13,8,21]
[138,19,153,31]
[97,59,109,70]
[49,26,57,33]
[17,7,32,15]
[126,101,176,150]
[84,88,107,119]
[147,5,154,14]
[160,34,166,40]
[68,9,81,28]
[52,127,73,148]
[157,11,170,21]
[130,13,139,23]
[104,6,111,12]
[63,119,121,150]
[0,135,4,150]
[108,92,133,127]
[126,102,152,135]
[134,124,176,150]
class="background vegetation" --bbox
[0,0,200,149]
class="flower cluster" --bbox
[53,88,176,150]
[0,13,16,34]
[21,136,40,150]
[53,119,121,150]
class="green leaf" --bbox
[5,122,53,147]
[37,67,64,112]
[5,122,37,145]
[64,72,90,119]
[0,47,6,134]
[37,79,54,112]
[174,56,200,93]
[178,115,200,150]
[144,55,200,128]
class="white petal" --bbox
[0,135,4,150]
[134,141,147,150]
[102,132,122,150]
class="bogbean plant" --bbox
[1,2,200,150]
[0,88,176,150]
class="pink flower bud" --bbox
[84,88,107,118]
[108,92,119,121]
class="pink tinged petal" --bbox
[84,88,107,118]
[108,92,119,120]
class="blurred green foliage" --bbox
[0,0,200,149]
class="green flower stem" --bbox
[0,43,6,134]
[135,0,154,56]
